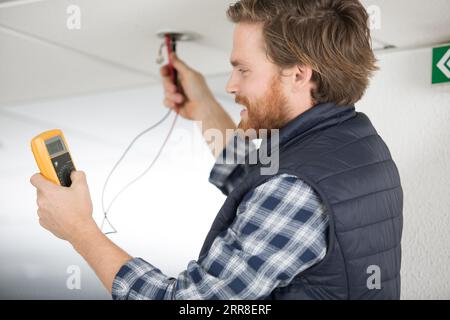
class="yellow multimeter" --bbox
[31,129,76,187]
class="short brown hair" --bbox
[227,0,378,106]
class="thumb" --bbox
[171,53,190,74]
[70,170,87,186]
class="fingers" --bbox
[37,208,45,219]
[38,217,46,228]
[168,92,185,104]
[162,76,177,94]
[160,54,192,83]
[170,53,190,74]
[30,173,57,192]
[160,54,191,110]
[161,65,178,95]
[164,95,184,109]
[163,82,185,110]
[164,98,178,110]
[38,216,51,231]
[160,64,170,77]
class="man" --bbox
[30,0,403,300]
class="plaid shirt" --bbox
[112,134,328,300]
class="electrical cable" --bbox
[100,109,178,234]
[100,33,181,235]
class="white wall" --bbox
[0,46,449,299]
[358,47,450,299]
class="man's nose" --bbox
[226,74,238,95]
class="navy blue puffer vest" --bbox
[199,102,403,300]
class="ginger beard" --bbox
[236,75,290,136]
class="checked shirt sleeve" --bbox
[112,174,329,300]
[208,132,257,195]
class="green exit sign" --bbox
[432,45,450,85]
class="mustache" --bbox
[235,95,250,108]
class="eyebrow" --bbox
[230,59,248,67]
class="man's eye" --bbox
[239,69,249,74]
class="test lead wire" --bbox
[101,109,178,234]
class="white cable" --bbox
[101,109,178,234]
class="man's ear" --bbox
[292,64,313,92]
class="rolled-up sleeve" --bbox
[209,133,257,195]
[112,258,176,300]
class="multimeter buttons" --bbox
[61,164,75,187]
[51,152,75,187]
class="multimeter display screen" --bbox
[46,137,66,156]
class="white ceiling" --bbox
[0,0,449,106]
[361,0,450,49]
